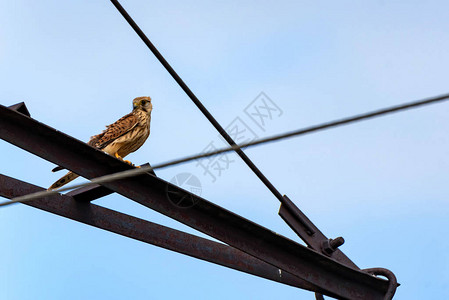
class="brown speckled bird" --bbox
[48,96,153,190]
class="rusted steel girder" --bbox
[0,173,323,293]
[0,103,391,299]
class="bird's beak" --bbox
[133,103,138,110]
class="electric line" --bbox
[110,0,286,204]
[1,92,448,208]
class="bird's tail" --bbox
[48,171,79,190]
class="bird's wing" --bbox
[52,113,139,172]
[88,112,139,149]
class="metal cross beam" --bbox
[0,103,392,299]
[0,173,322,293]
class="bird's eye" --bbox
[141,100,146,105]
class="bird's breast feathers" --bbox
[99,108,151,158]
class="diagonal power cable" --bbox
[1,91,448,208]
[109,0,286,203]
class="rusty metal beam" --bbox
[0,103,391,299]
[0,173,323,293]
[66,183,113,202]
[65,164,155,202]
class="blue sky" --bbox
[1,0,449,299]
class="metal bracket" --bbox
[279,195,358,269]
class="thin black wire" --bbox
[2,91,448,208]
[109,0,285,203]
[133,91,449,170]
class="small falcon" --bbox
[48,96,153,190]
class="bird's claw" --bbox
[114,153,138,167]
[124,159,140,168]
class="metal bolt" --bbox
[330,237,345,249]
[321,237,345,256]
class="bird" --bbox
[48,96,153,190]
